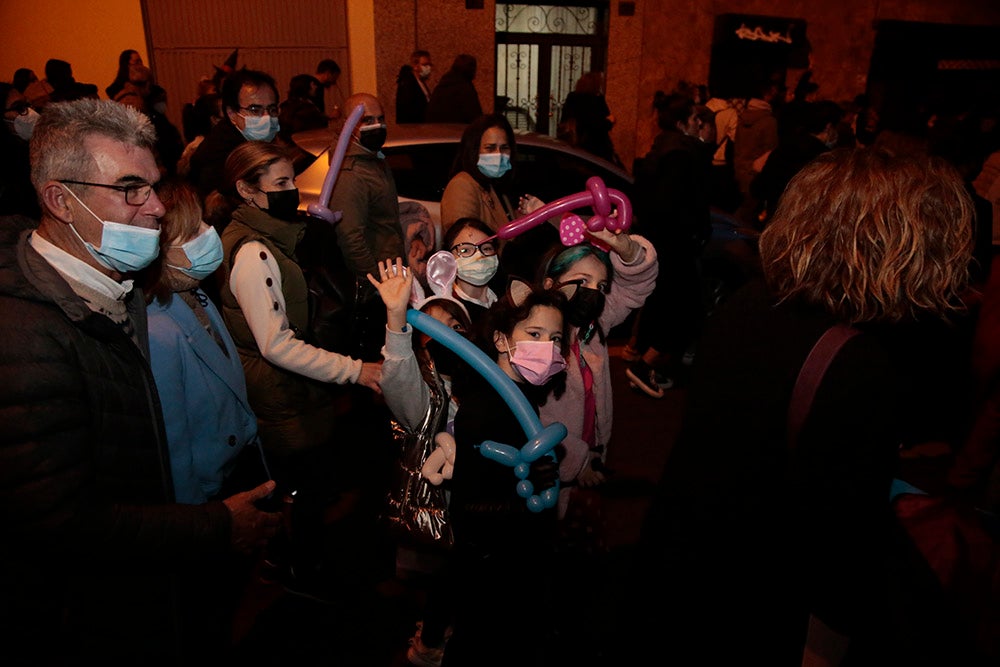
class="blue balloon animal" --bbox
[406,309,565,512]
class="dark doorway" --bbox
[868,20,1000,132]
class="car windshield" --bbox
[514,145,632,204]
[383,143,458,203]
[383,141,632,206]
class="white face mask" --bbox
[10,108,39,141]
[419,65,432,80]
[454,254,499,286]
[63,185,161,273]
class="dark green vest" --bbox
[219,206,308,354]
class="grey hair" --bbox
[30,98,157,191]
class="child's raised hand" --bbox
[587,227,640,263]
[367,257,412,329]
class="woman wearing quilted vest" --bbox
[216,141,381,596]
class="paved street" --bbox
[229,331,688,666]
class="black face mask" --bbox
[565,286,606,328]
[358,127,387,153]
[264,188,300,221]
[426,339,462,378]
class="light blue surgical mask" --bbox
[240,114,279,142]
[167,226,223,280]
[477,152,511,179]
[63,185,161,273]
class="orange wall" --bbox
[6,0,999,171]
[1,0,147,99]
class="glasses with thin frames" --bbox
[450,240,498,258]
[239,104,279,117]
[59,180,154,206]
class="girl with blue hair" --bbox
[539,228,657,518]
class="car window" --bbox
[514,146,633,205]
[384,143,458,203]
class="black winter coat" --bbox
[0,217,233,665]
[425,70,482,124]
[187,117,246,199]
[395,65,429,124]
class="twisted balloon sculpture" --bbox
[492,176,632,248]
[306,103,366,224]
[406,309,566,512]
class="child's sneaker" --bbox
[625,360,665,399]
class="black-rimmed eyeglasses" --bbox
[238,104,279,117]
[59,180,154,206]
[450,240,498,258]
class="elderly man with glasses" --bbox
[0,98,282,664]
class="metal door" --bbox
[495,3,608,136]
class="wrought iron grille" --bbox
[495,3,605,136]
[496,4,597,35]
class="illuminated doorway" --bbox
[495,2,609,135]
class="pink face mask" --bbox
[503,337,567,385]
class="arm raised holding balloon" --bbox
[588,226,642,263]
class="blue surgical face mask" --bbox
[167,226,223,280]
[477,152,511,179]
[63,185,161,273]
[240,113,279,142]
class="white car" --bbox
[292,122,635,251]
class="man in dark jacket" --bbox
[0,98,281,665]
[626,92,713,397]
[395,49,433,124]
[328,92,405,362]
[751,100,843,226]
[187,68,280,200]
[187,68,316,203]
[425,54,482,124]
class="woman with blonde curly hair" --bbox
[760,147,973,323]
[626,147,978,665]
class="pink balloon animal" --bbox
[493,176,632,248]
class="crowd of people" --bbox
[2,46,999,667]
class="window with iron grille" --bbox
[495,3,607,136]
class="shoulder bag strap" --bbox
[788,323,861,450]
